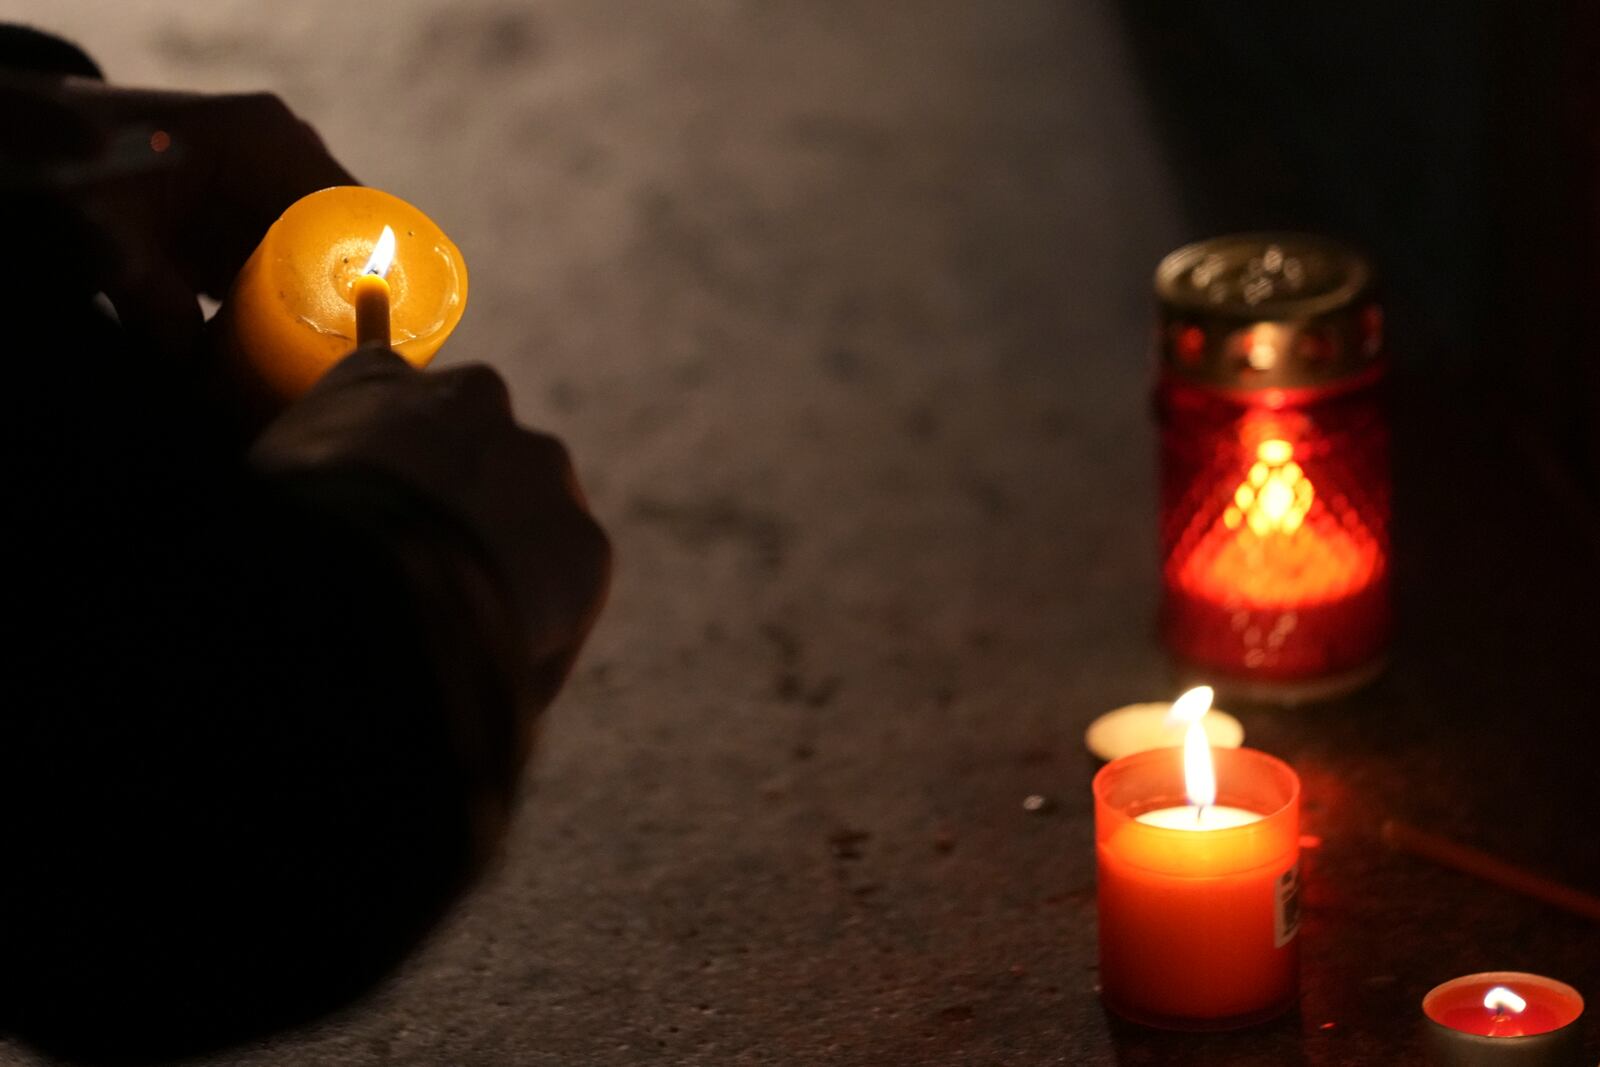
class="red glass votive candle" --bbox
[1154,234,1391,703]
[1423,972,1584,1066]
[1094,746,1301,1029]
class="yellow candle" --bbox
[219,186,467,402]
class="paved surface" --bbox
[12,2,1600,1064]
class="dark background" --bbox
[11,2,1600,1064]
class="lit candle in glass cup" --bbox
[1154,233,1390,704]
[1093,687,1302,1029]
[1422,972,1584,1066]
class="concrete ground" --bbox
[12,3,1600,1065]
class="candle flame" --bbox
[1484,986,1527,1017]
[1257,438,1294,465]
[1248,336,1277,370]
[362,225,397,278]
[1222,438,1313,536]
[1170,687,1217,812]
[1167,685,1214,726]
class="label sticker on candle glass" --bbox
[1274,862,1301,947]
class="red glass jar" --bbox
[1155,235,1390,703]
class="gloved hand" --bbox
[252,345,612,722]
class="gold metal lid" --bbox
[1155,233,1384,391]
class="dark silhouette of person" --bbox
[0,25,610,1063]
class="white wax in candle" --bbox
[1134,805,1263,831]
[1085,703,1245,762]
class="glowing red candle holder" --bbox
[1154,234,1390,703]
[1422,972,1584,1065]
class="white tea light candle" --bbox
[1086,696,1244,763]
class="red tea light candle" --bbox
[1423,973,1584,1066]
[1094,690,1301,1030]
[218,185,468,405]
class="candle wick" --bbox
[1195,804,1206,825]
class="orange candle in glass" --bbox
[1094,687,1302,1029]
[218,185,468,403]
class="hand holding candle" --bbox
[218,185,468,405]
